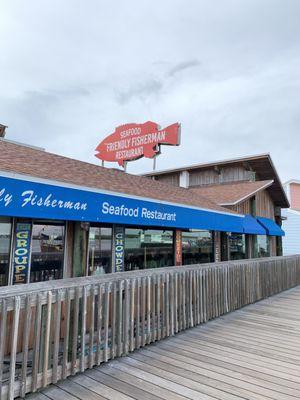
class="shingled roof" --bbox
[0,139,237,215]
[190,180,274,206]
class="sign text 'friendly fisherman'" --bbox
[95,121,181,166]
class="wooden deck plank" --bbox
[97,363,189,400]
[146,344,300,397]
[55,380,107,400]
[83,368,162,400]
[27,285,300,400]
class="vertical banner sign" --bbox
[13,222,32,284]
[175,230,182,266]
[114,226,125,272]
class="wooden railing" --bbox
[0,255,300,399]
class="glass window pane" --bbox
[0,217,12,286]
[182,230,214,265]
[257,235,270,258]
[88,227,112,275]
[124,229,174,271]
[229,233,246,260]
[30,224,65,282]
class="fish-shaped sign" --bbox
[95,121,180,166]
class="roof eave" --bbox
[219,180,275,206]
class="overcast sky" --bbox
[1,0,299,182]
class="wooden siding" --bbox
[229,200,251,215]
[189,166,254,187]
[154,173,180,187]
[229,189,275,220]
[256,189,275,219]
[269,236,277,257]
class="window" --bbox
[88,227,112,275]
[229,233,246,260]
[182,230,214,265]
[124,229,174,271]
[0,217,12,286]
[257,235,270,258]
[30,223,65,282]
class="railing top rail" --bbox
[0,255,299,299]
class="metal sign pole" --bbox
[153,156,157,171]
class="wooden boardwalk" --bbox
[26,286,300,400]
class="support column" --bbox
[214,231,221,262]
[245,235,253,259]
[175,230,182,266]
[72,222,89,277]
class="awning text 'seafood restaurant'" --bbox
[0,121,287,286]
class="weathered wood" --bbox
[146,276,151,344]
[0,255,299,399]
[71,287,80,375]
[0,298,7,398]
[62,290,71,379]
[20,295,32,398]
[156,274,161,340]
[52,290,62,384]
[117,280,123,357]
[129,279,135,352]
[31,294,42,392]
[8,297,20,400]
[96,284,103,365]
[103,283,110,363]
[123,280,129,354]
[88,285,96,369]
[141,277,146,347]
[42,291,52,388]
[136,278,141,349]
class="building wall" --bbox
[153,173,180,186]
[229,190,275,220]
[282,209,300,255]
[269,236,277,257]
[255,190,275,219]
[189,166,254,187]
[290,183,300,210]
[153,165,255,188]
[230,200,251,215]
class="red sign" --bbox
[95,121,180,166]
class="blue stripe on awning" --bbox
[0,175,245,232]
[257,216,285,236]
[243,214,267,235]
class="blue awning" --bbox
[243,214,266,235]
[0,174,245,232]
[257,217,285,236]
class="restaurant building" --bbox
[0,139,287,286]
[143,154,289,261]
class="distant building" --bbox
[282,180,300,255]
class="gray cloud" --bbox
[168,59,201,77]
[116,79,163,104]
